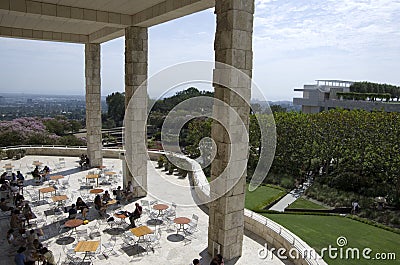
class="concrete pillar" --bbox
[124,26,148,197]
[85,43,103,167]
[208,0,254,260]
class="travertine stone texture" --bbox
[208,0,255,261]
[124,26,148,197]
[85,43,103,167]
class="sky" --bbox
[0,0,399,101]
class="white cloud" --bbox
[254,0,400,55]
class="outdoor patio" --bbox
[0,155,284,265]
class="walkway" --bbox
[269,178,312,212]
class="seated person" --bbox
[94,195,106,217]
[114,186,124,201]
[10,183,19,198]
[68,204,78,219]
[128,203,142,228]
[102,190,111,202]
[16,171,24,181]
[84,155,90,168]
[7,228,26,247]
[14,193,25,208]
[39,247,56,265]
[42,166,50,174]
[10,173,17,184]
[22,203,33,226]
[0,198,13,212]
[26,229,38,248]
[124,181,135,201]
[32,239,43,252]
[24,249,36,265]
[32,166,41,182]
[7,228,16,245]
[0,181,10,192]
[16,171,24,191]
[40,166,51,181]
[0,172,7,184]
[14,246,27,265]
[75,197,89,219]
[79,154,85,168]
[10,209,23,230]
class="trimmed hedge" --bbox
[346,214,400,235]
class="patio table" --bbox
[65,219,84,235]
[153,204,169,217]
[89,188,104,194]
[74,240,100,263]
[86,174,99,187]
[50,175,64,183]
[174,217,191,235]
[130,225,154,246]
[38,186,56,200]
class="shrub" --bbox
[6,149,16,159]
[157,155,165,168]
[0,149,6,159]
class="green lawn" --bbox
[245,184,286,211]
[287,197,328,210]
[264,214,399,265]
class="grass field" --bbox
[245,184,286,211]
[287,197,328,210]
[264,214,399,265]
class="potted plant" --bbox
[6,149,16,159]
[168,162,175,174]
[0,149,6,160]
[157,155,165,168]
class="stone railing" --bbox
[3,145,124,159]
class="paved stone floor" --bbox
[0,155,284,265]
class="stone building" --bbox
[294,79,400,113]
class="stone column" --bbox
[208,0,254,260]
[85,43,103,167]
[124,26,148,197]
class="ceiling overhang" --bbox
[0,0,214,43]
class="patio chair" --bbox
[141,200,156,218]
[164,202,177,217]
[183,214,199,238]
[146,229,162,250]
[162,212,176,232]
[89,220,102,239]
[76,228,90,240]
[62,244,83,265]
[121,231,135,248]
[58,158,66,168]
[102,235,118,257]
[188,214,199,231]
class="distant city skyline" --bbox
[0,0,399,101]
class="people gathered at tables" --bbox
[1,159,149,264]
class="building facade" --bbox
[294,80,400,113]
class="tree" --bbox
[106,92,125,127]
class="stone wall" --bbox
[4,146,122,159]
